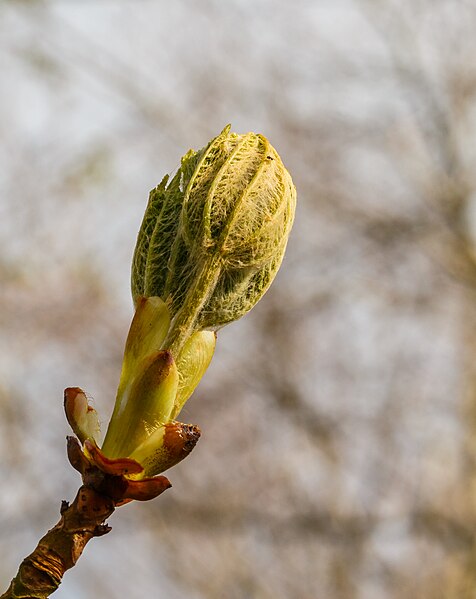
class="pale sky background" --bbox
[2,2,476,598]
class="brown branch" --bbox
[1,486,115,599]
[0,430,173,598]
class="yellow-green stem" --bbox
[164,255,222,357]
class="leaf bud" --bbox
[132,125,296,355]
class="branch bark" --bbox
[1,486,115,599]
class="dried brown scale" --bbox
[66,436,172,503]
[136,422,201,477]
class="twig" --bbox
[1,486,115,599]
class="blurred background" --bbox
[1,1,476,597]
